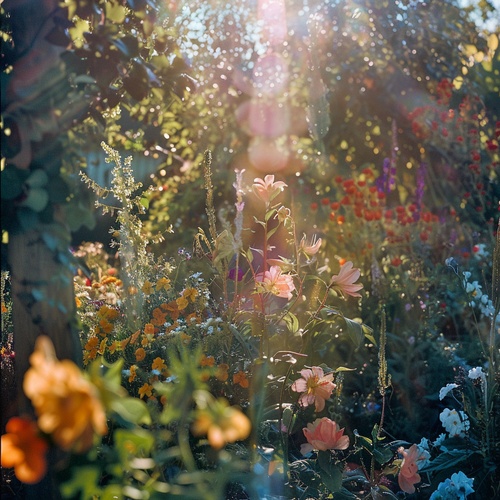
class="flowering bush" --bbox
[1,143,498,499]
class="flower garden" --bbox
[1,1,499,499]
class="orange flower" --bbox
[152,357,167,373]
[144,323,155,335]
[23,336,107,453]
[1,301,8,313]
[138,383,153,399]
[135,347,146,361]
[329,261,363,298]
[291,366,336,412]
[192,398,251,450]
[75,297,82,308]
[215,363,229,382]
[1,417,48,484]
[200,355,215,367]
[130,329,141,344]
[151,308,167,326]
[108,341,118,354]
[129,365,137,383]
[398,444,422,494]
[99,319,113,334]
[300,417,349,455]
[233,370,250,388]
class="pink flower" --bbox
[291,366,335,412]
[329,261,363,298]
[252,175,287,204]
[299,234,322,257]
[255,265,295,299]
[301,417,349,455]
[398,444,422,494]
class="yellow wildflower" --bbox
[138,383,153,399]
[156,277,171,291]
[141,281,153,295]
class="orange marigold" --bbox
[23,336,107,453]
[1,417,48,484]
[138,383,153,399]
[233,370,250,388]
[135,347,146,362]
[152,357,167,372]
[144,323,155,335]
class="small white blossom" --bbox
[468,366,486,381]
[439,383,459,401]
[439,408,470,438]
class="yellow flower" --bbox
[138,383,153,399]
[156,277,171,291]
[183,287,198,302]
[75,297,82,308]
[23,336,107,453]
[1,417,48,484]
[141,281,153,295]
[176,296,189,310]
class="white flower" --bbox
[468,367,486,381]
[433,433,448,451]
[439,383,459,401]
[439,408,470,438]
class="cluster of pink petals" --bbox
[299,234,322,257]
[398,444,422,494]
[291,366,335,412]
[301,417,350,455]
[329,261,363,298]
[252,175,287,204]
[255,265,295,299]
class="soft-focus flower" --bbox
[439,408,470,437]
[299,234,322,257]
[329,261,363,298]
[439,383,459,401]
[23,336,107,452]
[216,363,229,381]
[429,471,475,499]
[1,417,48,484]
[252,175,287,204]
[141,280,153,295]
[300,417,349,455]
[192,397,251,450]
[398,444,422,494]
[144,323,155,335]
[255,265,295,299]
[291,366,336,412]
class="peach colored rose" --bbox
[398,444,422,494]
[23,336,107,453]
[301,417,350,455]
[291,366,336,412]
[1,417,48,484]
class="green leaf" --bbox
[101,484,124,500]
[111,397,151,425]
[317,450,343,493]
[114,428,154,463]
[343,316,365,349]
[59,466,101,499]
[420,450,474,473]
